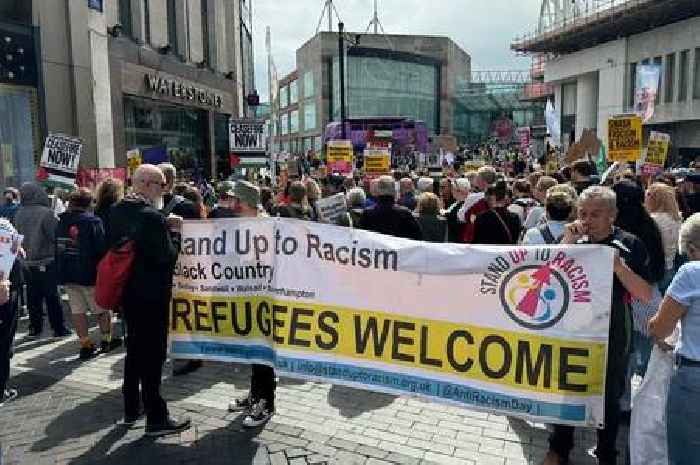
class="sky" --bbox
[249,0,543,101]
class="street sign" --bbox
[608,115,642,162]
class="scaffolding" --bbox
[512,0,700,54]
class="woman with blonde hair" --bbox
[304,178,322,221]
[645,182,682,293]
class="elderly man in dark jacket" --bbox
[14,183,69,337]
[358,176,423,240]
[109,164,190,437]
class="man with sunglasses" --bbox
[109,164,191,437]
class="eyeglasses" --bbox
[149,180,167,188]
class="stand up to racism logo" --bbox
[479,248,591,330]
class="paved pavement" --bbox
[0,310,629,465]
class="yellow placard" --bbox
[608,116,642,162]
[364,149,390,175]
[126,149,142,178]
[645,131,670,167]
[326,140,353,163]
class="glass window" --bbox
[214,113,232,177]
[654,56,662,105]
[304,103,316,131]
[338,55,439,133]
[281,114,288,135]
[123,96,210,179]
[314,136,322,153]
[167,0,177,54]
[0,86,41,187]
[665,53,675,103]
[629,63,637,109]
[201,0,209,66]
[562,83,577,116]
[281,85,289,108]
[694,48,700,100]
[290,110,299,133]
[290,80,298,105]
[304,71,314,98]
[144,0,151,44]
[679,50,689,102]
[118,0,133,37]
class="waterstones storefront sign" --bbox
[144,74,223,108]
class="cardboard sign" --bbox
[643,131,670,174]
[315,193,348,224]
[76,168,127,191]
[608,116,642,162]
[363,149,391,176]
[326,140,353,174]
[37,134,82,188]
[0,223,22,281]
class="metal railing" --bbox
[470,70,530,85]
[513,0,656,47]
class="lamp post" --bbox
[338,22,346,140]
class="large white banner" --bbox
[169,218,614,427]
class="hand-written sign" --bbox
[38,134,82,187]
[643,131,670,174]
[230,120,266,153]
[363,149,391,176]
[326,140,353,174]
[315,193,348,224]
[608,116,642,162]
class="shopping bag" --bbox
[629,345,674,465]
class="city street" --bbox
[0,311,627,465]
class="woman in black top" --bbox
[473,181,522,245]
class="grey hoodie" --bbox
[14,183,58,266]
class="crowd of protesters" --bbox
[0,156,698,464]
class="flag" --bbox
[545,100,561,147]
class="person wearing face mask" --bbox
[0,188,19,222]
[541,185,653,465]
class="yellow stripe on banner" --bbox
[170,292,606,396]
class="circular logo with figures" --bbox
[499,264,570,330]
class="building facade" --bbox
[0,0,254,187]
[274,32,471,155]
[513,1,700,163]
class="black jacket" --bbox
[417,215,447,243]
[445,200,465,243]
[473,207,522,245]
[109,198,180,310]
[358,197,423,241]
[55,211,106,286]
[208,207,238,219]
[276,204,312,220]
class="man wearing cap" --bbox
[358,175,422,240]
[209,181,238,219]
[226,180,276,427]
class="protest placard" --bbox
[37,134,82,188]
[0,222,22,281]
[315,193,347,224]
[127,149,142,179]
[326,140,353,174]
[608,116,642,162]
[363,149,390,176]
[170,218,615,428]
[642,131,670,175]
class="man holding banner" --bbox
[224,181,277,428]
[543,186,653,465]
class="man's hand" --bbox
[561,220,586,244]
[166,214,183,233]
[0,274,10,306]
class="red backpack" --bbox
[95,239,135,310]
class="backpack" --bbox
[538,223,562,244]
[94,238,135,310]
